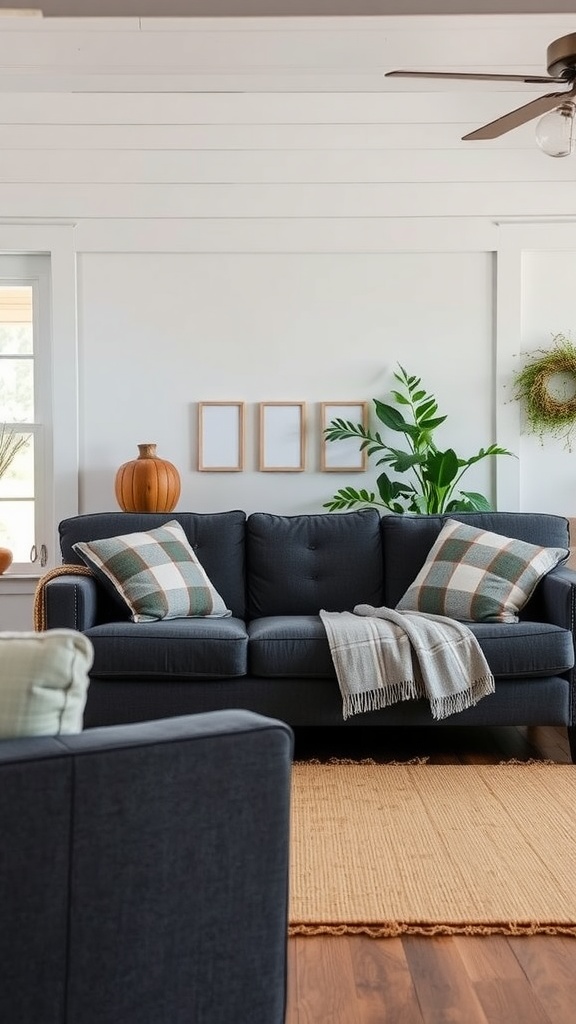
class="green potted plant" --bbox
[323,365,513,514]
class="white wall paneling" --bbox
[73,218,498,254]
[496,223,576,518]
[3,183,576,220]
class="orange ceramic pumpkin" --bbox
[0,546,12,574]
[114,443,181,513]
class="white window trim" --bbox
[0,222,78,589]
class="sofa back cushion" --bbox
[246,509,383,617]
[59,511,247,619]
[381,512,570,610]
[72,520,232,623]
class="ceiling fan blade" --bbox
[462,87,576,140]
[385,70,566,84]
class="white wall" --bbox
[2,12,576,625]
[77,249,495,514]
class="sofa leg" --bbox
[567,726,576,763]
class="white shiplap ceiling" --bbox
[1,2,575,16]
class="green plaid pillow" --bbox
[73,520,231,623]
[396,518,568,623]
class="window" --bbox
[0,255,51,574]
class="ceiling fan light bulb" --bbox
[535,102,576,157]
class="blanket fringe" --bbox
[342,674,496,722]
[342,679,424,721]
[429,674,496,721]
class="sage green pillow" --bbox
[396,518,568,623]
[0,629,93,738]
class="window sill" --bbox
[0,574,41,595]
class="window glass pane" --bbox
[0,431,34,561]
[0,287,33,355]
[0,501,34,562]
[0,432,33,499]
[0,323,33,356]
[0,359,34,420]
[0,258,53,575]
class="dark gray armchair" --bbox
[0,709,293,1024]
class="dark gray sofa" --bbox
[43,509,576,759]
[0,709,293,1024]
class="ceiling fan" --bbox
[386,31,576,146]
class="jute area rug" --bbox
[289,760,576,938]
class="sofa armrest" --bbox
[535,566,576,632]
[42,575,100,631]
[0,709,293,1024]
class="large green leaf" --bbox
[322,486,378,511]
[376,471,414,507]
[459,445,514,468]
[391,390,410,405]
[411,494,430,513]
[372,400,410,432]
[380,449,423,472]
[423,448,459,488]
[415,398,437,421]
[419,415,447,430]
[456,491,493,511]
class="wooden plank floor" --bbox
[286,725,576,1024]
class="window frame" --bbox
[0,225,78,581]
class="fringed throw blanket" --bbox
[320,604,495,721]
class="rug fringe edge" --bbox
[288,922,576,938]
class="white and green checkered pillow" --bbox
[73,520,231,623]
[0,629,93,738]
[396,518,568,623]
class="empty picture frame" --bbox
[321,402,368,472]
[198,401,245,471]
[259,402,306,472]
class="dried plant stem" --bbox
[0,423,29,478]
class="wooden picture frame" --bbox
[320,401,368,472]
[259,402,306,472]
[197,401,245,472]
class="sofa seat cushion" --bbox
[85,617,248,680]
[249,616,335,678]
[248,615,573,683]
[469,621,574,679]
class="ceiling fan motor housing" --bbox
[547,33,576,81]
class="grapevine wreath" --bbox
[513,333,576,448]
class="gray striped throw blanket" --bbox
[320,603,495,721]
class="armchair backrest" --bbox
[0,710,293,1024]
